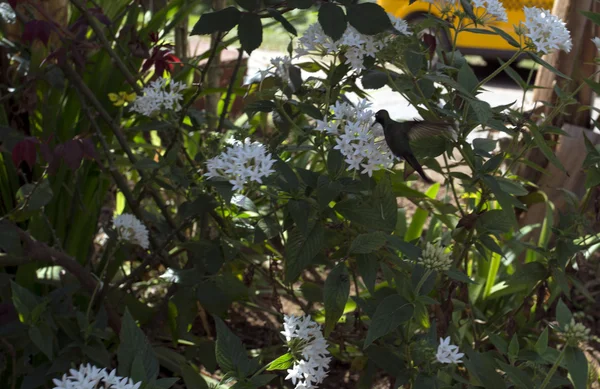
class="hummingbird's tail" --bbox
[403,153,435,184]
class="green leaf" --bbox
[497,361,535,388]
[324,263,350,336]
[463,351,505,389]
[582,10,600,26]
[288,0,313,9]
[364,295,413,348]
[479,235,503,256]
[181,365,209,389]
[118,309,159,381]
[267,353,294,371]
[235,0,259,11]
[350,232,388,254]
[357,254,378,294]
[365,346,405,376]
[285,224,324,282]
[405,183,439,241]
[565,346,588,389]
[527,52,571,80]
[214,316,252,377]
[470,99,492,125]
[327,149,344,178]
[190,7,241,35]
[29,325,53,359]
[477,209,513,234]
[267,8,297,35]
[238,13,262,54]
[529,124,567,173]
[508,334,519,360]
[373,176,398,232]
[10,281,39,322]
[458,62,478,93]
[250,375,276,387]
[445,269,476,284]
[556,298,573,327]
[489,26,520,48]
[318,3,347,41]
[460,0,477,22]
[346,2,391,35]
[535,328,548,355]
[362,70,388,90]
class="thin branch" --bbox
[60,63,184,241]
[217,49,244,132]
[69,0,142,94]
[179,32,225,125]
[16,227,122,333]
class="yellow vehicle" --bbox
[379,0,554,59]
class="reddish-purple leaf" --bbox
[79,138,98,161]
[7,0,18,9]
[11,138,38,170]
[62,139,84,170]
[39,143,53,163]
[22,20,55,46]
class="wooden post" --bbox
[517,0,600,233]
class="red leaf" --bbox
[11,138,38,170]
[22,20,55,46]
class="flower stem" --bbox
[538,346,566,389]
[415,269,433,296]
[474,49,523,91]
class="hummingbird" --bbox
[374,109,455,184]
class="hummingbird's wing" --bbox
[406,121,456,142]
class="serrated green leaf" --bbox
[118,309,159,380]
[324,263,350,336]
[350,232,388,254]
[357,254,378,294]
[285,224,324,282]
[190,7,241,35]
[364,295,413,348]
[214,316,252,377]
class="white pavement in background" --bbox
[245,49,532,121]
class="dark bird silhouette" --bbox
[374,109,455,184]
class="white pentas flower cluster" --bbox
[52,364,141,389]
[472,0,507,23]
[130,77,186,117]
[419,242,452,271]
[113,213,149,249]
[204,138,276,192]
[563,319,591,345]
[315,99,394,177]
[436,337,464,364]
[296,14,409,71]
[523,7,572,54]
[281,315,331,389]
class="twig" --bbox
[16,227,122,333]
[69,0,142,94]
[60,63,184,241]
[217,49,244,132]
[179,31,225,125]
